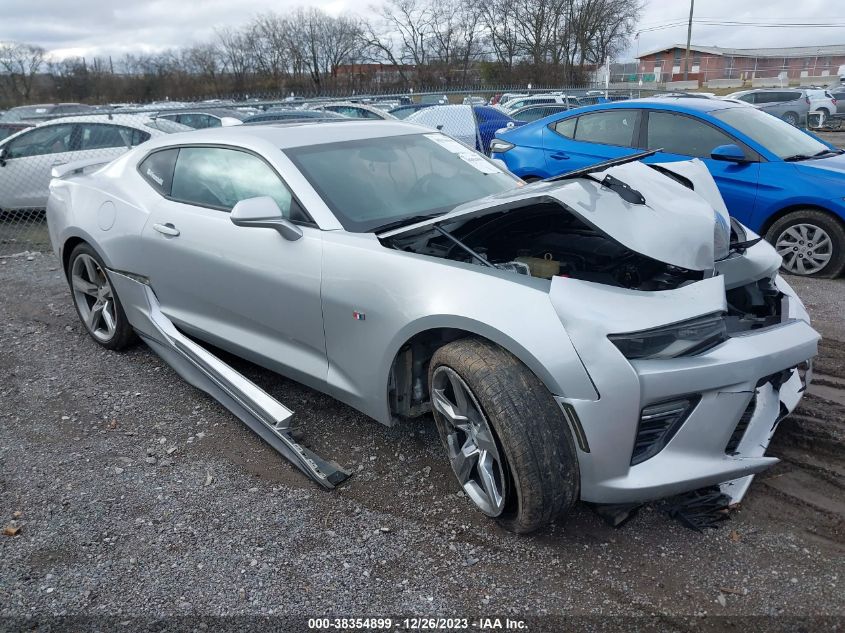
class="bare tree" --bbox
[0,41,46,102]
[216,27,253,93]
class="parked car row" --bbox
[0,99,526,211]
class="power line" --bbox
[637,18,845,34]
[639,16,845,28]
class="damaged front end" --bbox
[381,156,820,507]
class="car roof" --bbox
[140,120,429,151]
[29,114,168,131]
[589,97,745,114]
[158,108,248,119]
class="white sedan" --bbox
[0,114,188,211]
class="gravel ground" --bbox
[0,252,843,631]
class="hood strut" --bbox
[433,225,495,268]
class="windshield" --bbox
[285,133,518,232]
[713,107,829,160]
[0,106,53,122]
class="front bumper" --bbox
[551,273,819,505]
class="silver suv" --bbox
[725,89,810,126]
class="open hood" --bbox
[380,158,725,272]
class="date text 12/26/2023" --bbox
[307,617,529,630]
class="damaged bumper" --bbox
[550,265,819,506]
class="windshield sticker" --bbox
[424,133,500,174]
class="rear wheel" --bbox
[782,111,800,126]
[67,243,136,349]
[429,338,579,533]
[766,209,845,277]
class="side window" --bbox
[178,114,212,129]
[573,110,637,146]
[646,111,736,158]
[328,106,353,117]
[551,117,577,138]
[784,92,803,102]
[518,108,545,122]
[737,93,755,103]
[361,109,382,120]
[4,124,75,158]
[170,147,309,221]
[78,123,148,150]
[138,148,179,196]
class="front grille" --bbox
[725,395,756,455]
[631,396,699,465]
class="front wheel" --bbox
[766,210,845,277]
[429,338,579,533]
[67,243,136,349]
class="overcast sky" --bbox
[0,0,841,61]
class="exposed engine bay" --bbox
[384,200,705,291]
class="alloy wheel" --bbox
[70,253,117,342]
[431,366,507,517]
[774,223,833,275]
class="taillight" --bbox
[833,98,838,105]
[806,97,811,105]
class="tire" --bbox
[66,243,136,350]
[428,338,579,533]
[818,108,832,118]
[765,209,845,278]
[782,111,799,126]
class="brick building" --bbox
[635,44,845,85]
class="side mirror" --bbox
[710,144,747,163]
[230,196,303,242]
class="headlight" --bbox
[714,211,731,261]
[489,139,514,153]
[608,312,727,360]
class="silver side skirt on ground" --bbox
[107,269,351,489]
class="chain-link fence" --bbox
[0,85,660,256]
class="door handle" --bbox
[550,152,570,160]
[153,222,180,237]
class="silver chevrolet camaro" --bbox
[46,121,819,533]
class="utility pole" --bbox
[684,0,695,81]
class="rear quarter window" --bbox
[138,148,178,196]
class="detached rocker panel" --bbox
[107,269,351,489]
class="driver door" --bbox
[136,145,328,387]
[0,122,76,209]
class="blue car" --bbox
[491,98,845,277]
[408,104,525,153]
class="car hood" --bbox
[379,158,724,271]
[792,152,845,180]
